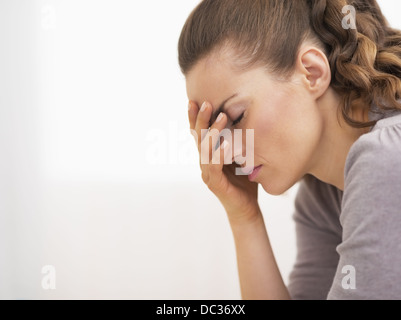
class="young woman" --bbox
[178,0,401,300]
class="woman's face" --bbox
[186,49,324,196]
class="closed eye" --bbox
[232,113,244,126]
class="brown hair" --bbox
[178,0,401,128]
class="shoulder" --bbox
[344,112,401,200]
[342,112,401,222]
[345,112,401,180]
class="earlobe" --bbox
[299,47,331,98]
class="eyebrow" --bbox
[210,93,238,126]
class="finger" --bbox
[194,101,213,145]
[200,112,227,161]
[207,140,231,190]
[211,139,230,167]
[188,101,199,131]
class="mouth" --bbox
[240,165,263,181]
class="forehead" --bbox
[185,49,244,105]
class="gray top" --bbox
[287,107,401,300]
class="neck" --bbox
[308,89,372,191]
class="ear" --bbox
[296,46,331,99]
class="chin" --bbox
[260,178,294,196]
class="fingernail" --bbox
[200,102,208,112]
[216,113,224,123]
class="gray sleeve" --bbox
[288,175,343,300]
[327,124,401,299]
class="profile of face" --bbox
[186,43,335,196]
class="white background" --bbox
[0,0,400,299]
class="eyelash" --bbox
[232,113,245,126]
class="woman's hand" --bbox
[188,100,261,225]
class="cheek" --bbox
[252,93,322,168]
[249,107,279,157]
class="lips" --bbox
[241,165,260,175]
[248,165,263,182]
